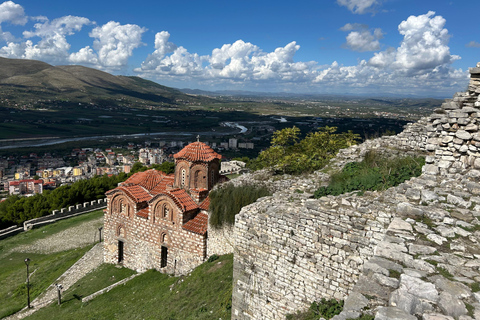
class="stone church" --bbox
[103,140,224,274]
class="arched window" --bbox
[181,168,186,187]
[161,232,168,244]
[210,170,215,188]
[194,170,200,189]
[163,204,170,219]
[117,224,125,237]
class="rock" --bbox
[438,291,467,318]
[427,234,447,245]
[375,307,417,320]
[456,130,472,140]
[343,292,369,311]
[434,277,472,299]
[423,314,455,320]
[397,202,424,218]
[435,225,456,238]
[423,164,439,175]
[405,188,421,200]
[388,218,414,232]
[353,275,392,301]
[408,244,437,255]
[447,194,471,208]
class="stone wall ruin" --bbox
[231,64,480,319]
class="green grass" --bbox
[314,151,425,198]
[0,246,92,318]
[0,209,104,318]
[26,254,234,320]
[53,264,136,301]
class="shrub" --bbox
[209,183,271,228]
[207,254,219,263]
[286,298,344,320]
[252,126,359,175]
[314,151,424,198]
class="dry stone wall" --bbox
[207,219,235,257]
[231,64,480,319]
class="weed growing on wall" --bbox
[209,183,271,228]
[286,298,344,320]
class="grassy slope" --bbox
[0,210,104,318]
[27,254,233,320]
[1,209,234,320]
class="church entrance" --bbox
[118,240,124,264]
[161,246,168,268]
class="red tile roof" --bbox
[199,196,210,211]
[168,189,199,212]
[123,169,173,191]
[174,141,221,162]
[137,208,149,218]
[117,185,152,202]
[182,212,208,235]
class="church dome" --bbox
[174,141,221,162]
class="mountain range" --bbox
[0,57,210,108]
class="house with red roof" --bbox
[103,139,225,274]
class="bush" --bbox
[209,183,271,228]
[314,151,425,198]
[286,298,344,320]
[252,126,359,175]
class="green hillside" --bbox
[0,57,213,109]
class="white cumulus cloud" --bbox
[369,11,459,75]
[137,36,317,85]
[337,0,381,14]
[313,12,465,95]
[70,21,146,71]
[0,1,27,42]
[135,31,204,78]
[0,14,91,63]
[341,23,383,52]
[0,1,27,25]
[88,21,146,69]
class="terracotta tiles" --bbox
[182,212,208,235]
[199,197,210,211]
[117,185,152,202]
[168,189,199,212]
[136,208,149,218]
[173,141,221,162]
[123,169,173,192]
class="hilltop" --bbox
[0,57,211,109]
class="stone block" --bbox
[455,130,472,140]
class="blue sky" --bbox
[0,0,479,97]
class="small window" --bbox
[181,169,186,187]
[163,205,170,219]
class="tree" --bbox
[253,126,359,174]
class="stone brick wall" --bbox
[231,65,480,319]
[232,191,397,319]
[104,196,206,275]
[206,218,235,257]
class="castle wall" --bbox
[231,194,396,319]
[231,65,480,319]
[206,220,235,257]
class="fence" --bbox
[0,199,107,240]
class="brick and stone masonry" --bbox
[103,140,222,275]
